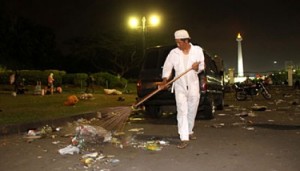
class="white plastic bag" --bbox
[58,145,80,155]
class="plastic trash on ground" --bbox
[75,125,111,144]
[145,141,162,151]
[79,93,94,100]
[58,145,80,155]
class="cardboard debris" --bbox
[104,89,122,95]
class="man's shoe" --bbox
[189,134,197,140]
[177,141,188,149]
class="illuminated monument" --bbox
[236,33,244,77]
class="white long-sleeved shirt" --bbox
[162,43,205,95]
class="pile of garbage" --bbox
[21,116,170,169]
[58,125,112,155]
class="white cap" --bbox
[174,29,190,39]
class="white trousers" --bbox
[175,92,200,141]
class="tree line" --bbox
[0,14,168,78]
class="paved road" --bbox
[0,89,300,171]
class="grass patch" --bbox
[0,85,137,125]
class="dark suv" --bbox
[136,45,224,119]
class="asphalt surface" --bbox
[0,86,300,171]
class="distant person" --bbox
[85,73,95,93]
[244,75,253,86]
[10,71,22,93]
[56,85,63,93]
[9,73,15,85]
[264,76,273,89]
[264,76,273,85]
[243,75,256,95]
[47,73,55,95]
[160,29,205,149]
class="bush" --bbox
[94,72,127,89]
[0,70,127,89]
[62,73,88,86]
[0,70,66,86]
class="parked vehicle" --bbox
[136,45,224,119]
[234,81,272,101]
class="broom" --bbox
[100,67,194,131]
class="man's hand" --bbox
[158,78,169,90]
[192,62,200,71]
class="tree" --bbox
[0,15,59,70]
[63,30,142,77]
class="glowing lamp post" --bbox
[128,15,160,56]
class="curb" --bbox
[0,108,110,136]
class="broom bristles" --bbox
[99,106,133,131]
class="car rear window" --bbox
[143,46,174,70]
[204,54,218,75]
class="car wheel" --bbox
[197,99,215,120]
[215,94,224,110]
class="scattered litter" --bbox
[24,130,42,139]
[129,118,144,121]
[75,125,111,144]
[81,157,95,167]
[55,127,62,132]
[27,130,38,136]
[64,95,79,106]
[251,105,267,111]
[145,142,162,151]
[232,122,245,126]
[128,128,144,132]
[104,89,122,95]
[96,112,102,118]
[82,152,99,159]
[245,127,255,131]
[211,123,225,128]
[247,111,256,117]
[113,132,125,136]
[96,154,106,160]
[275,99,285,105]
[52,141,60,145]
[107,158,120,164]
[268,119,275,122]
[218,113,226,116]
[58,145,80,155]
[158,140,169,145]
[283,94,292,98]
[103,132,112,142]
[79,93,94,100]
[40,125,53,135]
[239,117,246,121]
[235,111,248,117]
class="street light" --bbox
[128,15,160,56]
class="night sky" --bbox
[3,0,300,73]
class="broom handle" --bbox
[133,67,193,108]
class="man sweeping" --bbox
[160,29,205,149]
